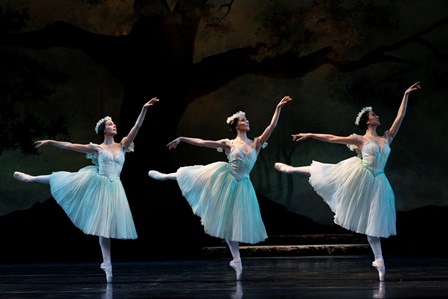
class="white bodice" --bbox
[96,148,125,181]
[227,145,258,181]
[361,139,391,177]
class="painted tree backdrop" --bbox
[0,0,447,260]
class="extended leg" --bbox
[226,239,242,280]
[99,236,112,283]
[367,235,385,281]
[274,163,311,175]
[148,170,177,181]
[13,172,51,184]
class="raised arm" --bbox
[34,140,93,153]
[167,137,230,151]
[388,81,420,139]
[256,96,292,146]
[122,97,159,148]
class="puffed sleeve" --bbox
[86,142,99,164]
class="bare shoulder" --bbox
[218,138,232,147]
[86,142,101,153]
[355,134,369,145]
[88,142,101,148]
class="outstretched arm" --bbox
[292,133,360,147]
[256,96,293,146]
[388,81,420,139]
[167,137,230,151]
[34,140,93,153]
[123,97,159,148]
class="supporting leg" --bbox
[99,236,112,283]
[226,239,242,280]
[367,235,385,281]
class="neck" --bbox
[235,132,248,140]
[365,126,378,137]
[103,135,115,145]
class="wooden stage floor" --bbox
[1,255,447,298]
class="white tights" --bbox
[32,175,51,184]
[226,240,241,261]
[99,236,111,264]
[367,236,383,261]
[148,170,177,181]
[226,239,242,280]
[274,163,311,175]
[13,172,51,184]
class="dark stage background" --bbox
[0,0,447,263]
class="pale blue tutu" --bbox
[49,143,137,239]
[176,139,268,244]
[309,134,396,238]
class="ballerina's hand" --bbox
[34,140,48,148]
[405,81,421,95]
[292,133,309,142]
[167,138,181,150]
[145,97,160,107]
[278,96,293,108]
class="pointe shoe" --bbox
[13,171,33,183]
[101,262,113,283]
[274,162,294,173]
[229,259,242,281]
[148,170,168,181]
[372,259,385,282]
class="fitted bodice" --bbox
[86,142,134,181]
[227,143,259,181]
[96,148,125,181]
[361,139,390,176]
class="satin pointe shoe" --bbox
[274,162,295,173]
[229,259,242,281]
[13,172,33,183]
[101,262,113,283]
[372,259,385,282]
[148,170,168,181]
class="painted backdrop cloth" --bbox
[176,138,268,244]
[308,133,396,238]
[49,142,137,239]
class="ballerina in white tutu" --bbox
[13,97,159,283]
[148,96,292,280]
[275,82,420,281]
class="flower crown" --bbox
[95,116,112,134]
[354,106,372,126]
[226,111,245,125]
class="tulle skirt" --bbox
[177,162,267,244]
[50,166,137,239]
[309,157,396,238]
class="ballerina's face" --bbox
[236,116,250,132]
[367,111,380,127]
[104,120,117,136]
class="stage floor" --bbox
[1,255,447,298]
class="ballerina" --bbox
[148,96,292,280]
[275,82,420,281]
[13,97,160,283]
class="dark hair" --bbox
[357,111,370,131]
[228,118,239,134]
[96,122,105,136]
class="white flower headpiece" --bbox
[95,116,112,134]
[226,111,245,125]
[354,106,372,126]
